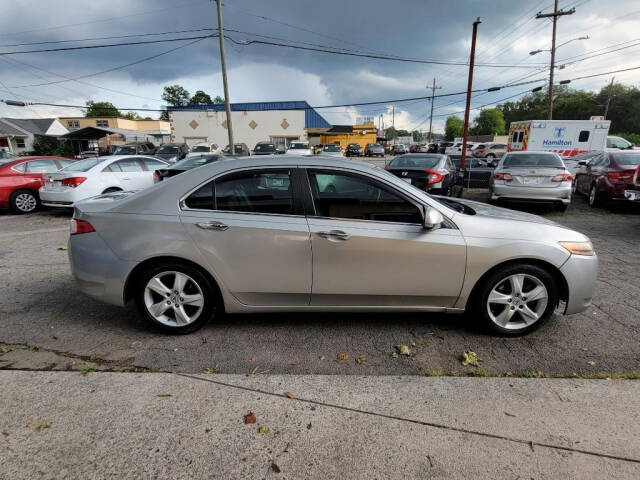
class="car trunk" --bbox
[500,167,565,188]
[43,171,87,191]
[386,167,433,189]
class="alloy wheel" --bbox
[486,273,548,330]
[143,271,204,327]
[589,185,597,206]
[15,192,37,212]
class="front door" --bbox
[180,168,312,306]
[305,169,466,308]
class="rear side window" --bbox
[141,158,167,170]
[307,170,422,224]
[215,169,292,214]
[26,159,58,173]
[12,162,26,173]
[184,182,214,210]
[114,159,143,172]
[578,130,590,142]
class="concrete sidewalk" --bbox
[1,371,639,479]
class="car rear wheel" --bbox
[10,189,40,214]
[588,184,602,208]
[475,263,558,336]
[136,263,217,334]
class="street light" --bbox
[529,35,589,55]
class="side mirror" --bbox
[422,206,444,230]
[578,160,587,166]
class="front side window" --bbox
[26,159,58,173]
[308,170,422,224]
[141,158,167,169]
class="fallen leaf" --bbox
[319,355,325,361]
[284,392,294,399]
[250,366,259,375]
[307,423,312,430]
[203,365,219,374]
[391,352,398,358]
[461,351,480,367]
[249,356,258,363]
[581,347,588,351]
[274,431,281,437]
[336,353,349,361]
[244,412,256,424]
[205,428,211,433]
[271,463,281,473]
[356,355,365,364]
[57,246,67,251]
[156,394,172,398]
[26,421,36,428]
[258,425,270,435]
[588,361,596,366]
[395,344,411,356]
[36,422,51,431]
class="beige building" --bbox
[59,116,170,133]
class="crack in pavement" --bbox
[175,372,640,466]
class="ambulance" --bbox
[508,119,610,157]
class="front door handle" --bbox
[196,221,229,231]
[317,230,350,240]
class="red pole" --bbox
[460,17,481,171]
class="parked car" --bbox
[573,151,640,207]
[345,143,363,157]
[319,144,343,157]
[313,144,324,155]
[222,143,250,156]
[285,141,313,156]
[623,166,640,202]
[385,153,457,195]
[606,135,635,150]
[445,142,475,156]
[0,156,75,213]
[562,151,600,180]
[253,142,277,155]
[489,151,573,211]
[113,142,156,156]
[154,154,226,182]
[391,144,409,155]
[75,150,100,159]
[155,143,189,163]
[275,144,286,155]
[39,155,168,208]
[451,157,495,189]
[364,143,385,157]
[187,142,221,157]
[438,141,454,154]
[0,149,18,160]
[67,156,597,336]
[473,143,507,165]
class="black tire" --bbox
[486,154,495,160]
[442,185,452,196]
[473,263,558,336]
[135,262,218,334]
[102,187,122,194]
[9,189,40,214]
[588,184,602,208]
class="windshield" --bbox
[60,157,103,172]
[191,145,211,152]
[171,154,221,169]
[502,153,564,168]
[0,151,17,159]
[611,153,640,166]
[609,136,633,149]
[255,144,275,152]
[388,155,441,169]
[288,142,309,150]
[113,146,136,155]
[323,145,341,152]
[222,144,244,153]
[157,145,179,154]
[369,144,382,148]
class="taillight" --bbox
[551,173,574,182]
[607,170,635,181]
[61,176,87,188]
[493,172,514,182]
[153,171,160,183]
[424,169,444,185]
[70,219,95,235]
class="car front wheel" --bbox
[475,263,558,336]
[136,263,217,334]
[588,184,602,207]
[10,189,40,214]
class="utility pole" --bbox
[392,105,395,129]
[460,18,481,171]
[604,77,615,119]
[427,78,441,143]
[215,0,234,153]
[536,1,575,120]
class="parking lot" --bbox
[1,176,639,378]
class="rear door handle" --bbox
[196,221,229,231]
[317,230,350,240]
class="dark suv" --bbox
[253,142,277,155]
[345,143,363,157]
[113,142,157,155]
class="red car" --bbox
[0,156,75,213]
[573,151,640,207]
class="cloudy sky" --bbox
[0,0,638,133]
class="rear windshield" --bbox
[288,142,309,150]
[191,145,210,152]
[388,155,441,169]
[60,157,103,172]
[323,144,341,152]
[611,153,640,166]
[502,153,563,168]
[255,144,275,152]
[157,145,179,154]
[171,154,221,169]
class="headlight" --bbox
[559,241,595,256]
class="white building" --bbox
[0,118,68,154]
[168,101,331,151]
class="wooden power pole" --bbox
[427,78,441,143]
[604,77,615,119]
[536,1,575,120]
[215,0,234,152]
[460,18,481,171]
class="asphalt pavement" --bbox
[1,178,639,377]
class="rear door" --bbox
[105,158,148,190]
[305,168,466,308]
[179,167,311,306]
[24,159,60,190]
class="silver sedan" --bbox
[489,151,573,211]
[68,156,597,335]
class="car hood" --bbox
[448,197,559,226]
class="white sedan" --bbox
[39,155,168,208]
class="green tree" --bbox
[189,90,213,105]
[444,116,463,141]
[385,126,398,139]
[122,111,142,120]
[471,108,506,135]
[162,84,191,106]
[412,130,424,142]
[85,101,120,117]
